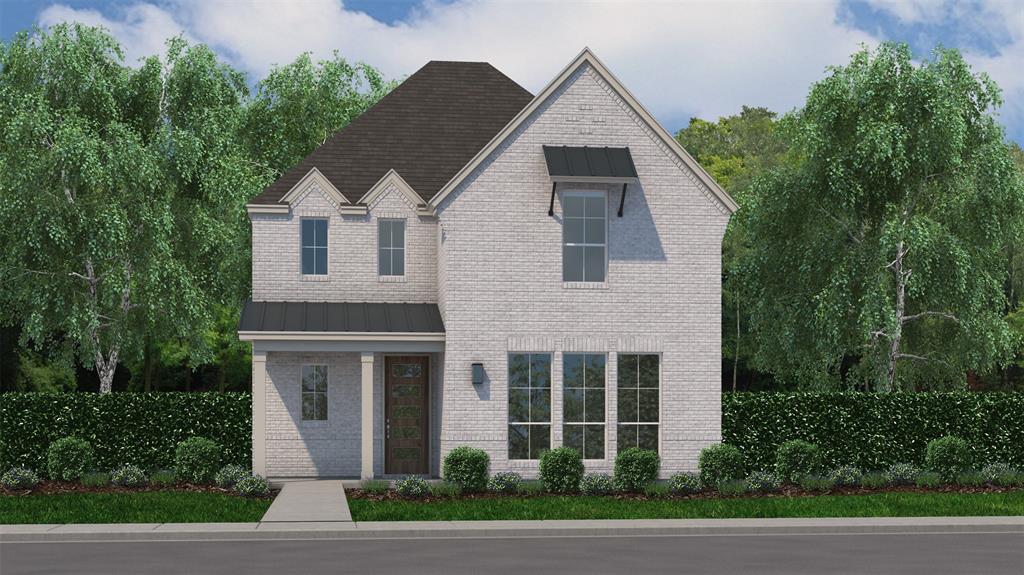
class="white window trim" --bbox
[615,352,661,454]
[561,190,608,284]
[507,352,553,461]
[377,218,406,279]
[300,364,329,423]
[562,352,608,461]
[299,217,329,278]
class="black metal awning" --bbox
[543,146,638,217]
[238,300,445,334]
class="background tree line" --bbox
[1,27,1022,393]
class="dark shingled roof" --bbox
[239,301,445,333]
[250,61,534,206]
[543,146,638,179]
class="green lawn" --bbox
[349,491,1024,522]
[0,491,273,524]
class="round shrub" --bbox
[395,476,430,498]
[884,463,920,486]
[215,464,250,488]
[774,440,823,483]
[698,444,745,488]
[174,437,222,484]
[111,464,148,487]
[487,471,522,494]
[539,447,584,493]
[614,447,661,492]
[981,463,1019,487]
[924,436,973,481]
[579,473,615,495]
[442,446,490,493]
[745,471,781,492]
[47,437,95,481]
[235,474,270,497]
[668,472,702,495]
[828,465,862,487]
[1,466,40,490]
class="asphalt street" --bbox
[2,531,1022,575]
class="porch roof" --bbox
[238,300,445,336]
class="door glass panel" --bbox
[391,364,422,378]
[392,384,421,397]
[392,447,420,460]
[394,426,421,439]
[392,405,421,418]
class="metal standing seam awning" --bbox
[542,145,639,217]
[237,300,445,341]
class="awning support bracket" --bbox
[617,182,627,217]
[548,181,558,216]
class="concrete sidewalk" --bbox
[2,516,1022,543]
[260,480,351,523]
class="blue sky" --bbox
[2,1,1022,144]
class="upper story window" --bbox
[301,218,328,275]
[562,191,606,282]
[378,219,406,277]
[301,365,328,421]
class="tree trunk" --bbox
[95,347,119,394]
[884,239,908,392]
[732,286,740,393]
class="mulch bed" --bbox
[1,481,277,498]
[346,483,1022,503]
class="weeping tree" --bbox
[0,25,261,392]
[740,43,1024,391]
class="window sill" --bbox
[378,275,407,283]
[562,281,608,290]
[301,274,330,282]
[300,419,330,426]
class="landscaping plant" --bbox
[860,472,888,489]
[360,479,389,495]
[215,464,250,488]
[174,437,223,484]
[955,470,986,487]
[487,472,522,494]
[643,482,671,498]
[797,475,835,492]
[579,473,615,496]
[111,464,148,488]
[774,440,823,483]
[668,473,702,495]
[698,444,745,488]
[885,463,920,486]
[924,436,973,481]
[716,479,749,496]
[395,476,430,498]
[81,471,112,488]
[981,463,1018,486]
[914,471,943,489]
[235,475,270,497]
[429,482,462,498]
[614,447,660,492]
[517,480,546,496]
[539,447,584,493]
[745,471,781,493]
[828,465,862,487]
[46,437,95,481]
[441,446,490,493]
[1,466,40,490]
[150,470,177,487]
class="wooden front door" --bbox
[385,356,429,475]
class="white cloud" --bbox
[39,3,194,65]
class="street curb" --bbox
[3,516,1022,543]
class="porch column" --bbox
[251,349,267,477]
[360,351,375,480]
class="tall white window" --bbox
[562,191,606,282]
[301,365,328,421]
[563,353,606,459]
[378,219,406,276]
[301,219,328,275]
[508,353,551,459]
[616,354,659,452]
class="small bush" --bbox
[915,471,943,488]
[955,470,985,487]
[111,464,148,487]
[924,436,973,481]
[517,480,546,496]
[539,447,584,493]
[668,472,702,495]
[235,474,270,497]
[885,463,920,486]
[214,464,249,488]
[698,444,745,488]
[150,469,177,487]
[614,447,661,492]
[442,446,490,493]
[579,473,615,495]
[174,437,222,484]
[1,466,40,490]
[80,471,111,487]
[797,474,835,492]
[361,479,389,495]
[717,479,748,496]
[487,472,522,494]
[774,440,823,483]
[828,465,862,487]
[643,482,671,498]
[981,463,1018,486]
[429,481,462,498]
[46,437,95,481]
[860,472,888,489]
[745,471,781,492]
[395,476,430,498]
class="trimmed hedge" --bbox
[0,392,250,472]
[723,392,1024,471]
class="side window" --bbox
[563,353,606,459]
[562,191,606,282]
[378,219,406,276]
[301,218,328,275]
[616,354,659,452]
[508,353,551,459]
[301,365,328,421]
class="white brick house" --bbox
[239,49,736,480]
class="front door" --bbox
[385,356,429,475]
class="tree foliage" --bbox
[738,43,1024,390]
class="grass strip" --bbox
[0,491,272,524]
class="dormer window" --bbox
[301,218,328,275]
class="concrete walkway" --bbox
[259,480,351,523]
